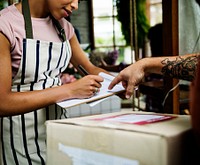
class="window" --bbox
[149,0,162,26]
[92,0,126,48]
[92,0,127,63]
[92,0,162,64]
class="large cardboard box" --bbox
[46,111,192,165]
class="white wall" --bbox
[70,1,91,44]
[179,0,200,85]
[179,0,200,54]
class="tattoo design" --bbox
[161,56,200,81]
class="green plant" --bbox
[0,0,6,10]
[116,0,150,48]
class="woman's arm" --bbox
[0,33,103,116]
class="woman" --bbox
[0,0,109,164]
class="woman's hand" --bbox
[64,75,103,99]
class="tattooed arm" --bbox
[109,54,200,99]
[161,55,200,81]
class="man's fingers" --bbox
[108,77,121,90]
[125,84,135,99]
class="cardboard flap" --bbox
[46,111,191,137]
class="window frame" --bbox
[89,0,127,52]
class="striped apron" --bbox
[0,9,72,165]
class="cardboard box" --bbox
[46,111,192,165]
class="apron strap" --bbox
[51,16,66,42]
[21,0,66,41]
[22,0,33,39]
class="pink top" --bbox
[0,4,74,78]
